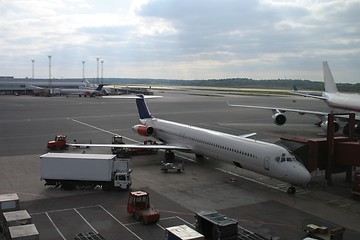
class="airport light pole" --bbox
[82,60,85,80]
[101,60,104,85]
[48,55,52,90]
[96,57,100,85]
[31,59,35,79]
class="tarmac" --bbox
[0,90,359,240]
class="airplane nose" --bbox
[295,166,311,186]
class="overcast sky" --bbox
[1,0,360,83]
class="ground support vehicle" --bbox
[40,153,132,191]
[195,210,268,240]
[127,191,160,224]
[165,225,204,240]
[303,223,345,240]
[195,210,238,240]
[111,137,158,158]
[111,135,131,158]
[47,135,68,150]
[161,161,184,173]
[131,140,159,156]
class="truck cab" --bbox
[114,172,132,190]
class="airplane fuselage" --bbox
[324,92,360,113]
[141,117,311,186]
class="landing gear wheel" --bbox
[287,186,296,194]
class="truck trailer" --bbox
[40,153,132,191]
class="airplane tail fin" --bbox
[293,84,298,92]
[96,84,104,91]
[102,94,161,119]
[135,94,153,119]
[323,61,338,93]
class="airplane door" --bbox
[264,157,270,170]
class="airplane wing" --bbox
[26,84,43,90]
[227,101,327,118]
[227,101,360,134]
[68,143,191,151]
[292,91,327,100]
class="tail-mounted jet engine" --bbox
[132,124,154,136]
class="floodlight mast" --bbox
[48,55,52,90]
[101,60,104,85]
[82,60,85,79]
[31,59,35,78]
[96,57,100,85]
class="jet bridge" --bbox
[277,113,360,186]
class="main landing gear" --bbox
[287,186,296,194]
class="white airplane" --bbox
[296,61,360,112]
[60,84,104,97]
[71,94,311,193]
[228,61,360,134]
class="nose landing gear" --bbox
[287,186,296,194]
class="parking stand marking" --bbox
[45,212,67,240]
[99,205,143,240]
[74,208,98,234]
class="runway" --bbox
[0,91,359,239]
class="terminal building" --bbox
[0,76,89,95]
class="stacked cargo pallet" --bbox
[0,193,39,240]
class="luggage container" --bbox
[3,210,32,227]
[0,193,19,214]
[165,225,204,240]
[8,224,39,240]
[195,210,238,240]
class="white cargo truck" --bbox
[40,153,132,191]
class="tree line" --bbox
[98,77,360,93]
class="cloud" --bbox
[0,0,359,83]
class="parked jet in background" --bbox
[292,85,323,98]
[71,94,311,193]
[228,61,360,134]
[295,62,360,112]
[60,84,104,97]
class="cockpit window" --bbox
[277,154,297,163]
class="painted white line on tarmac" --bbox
[45,212,67,240]
[99,205,143,240]
[74,208,98,234]
[31,205,101,215]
